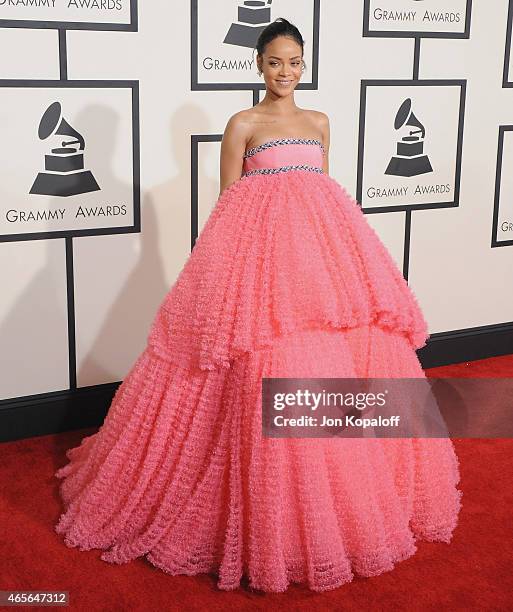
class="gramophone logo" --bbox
[223,0,273,49]
[385,98,433,177]
[29,101,100,197]
[192,1,318,90]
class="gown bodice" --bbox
[241,137,325,176]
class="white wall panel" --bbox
[1,1,512,402]
[0,239,68,399]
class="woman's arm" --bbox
[219,113,249,197]
[318,112,330,175]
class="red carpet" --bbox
[1,355,512,611]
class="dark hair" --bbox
[255,17,306,71]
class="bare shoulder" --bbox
[223,109,254,151]
[224,109,252,138]
[305,109,330,129]
[222,110,254,155]
[303,109,330,150]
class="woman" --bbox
[55,17,462,593]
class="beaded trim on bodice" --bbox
[241,137,325,177]
[243,137,325,159]
[242,165,324,177]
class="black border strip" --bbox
[0,381,119,443]
[492,125,513,247]
[0,0,138,31]
[65,237,76,390]
[363,0,472,39]
[356,79,467,213]
[191,0,320,91]
[503,0,513,87]
[191,133,223,249]
[0,79,141,242]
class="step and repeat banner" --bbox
[0,1,511,404]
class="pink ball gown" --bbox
[54,137,462,593]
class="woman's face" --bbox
[258,35,303,97]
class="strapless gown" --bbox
[54,137,462,593]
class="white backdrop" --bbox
[0,1,512,402]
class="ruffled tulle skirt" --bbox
[55,171,462,592]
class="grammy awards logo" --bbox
[29,101,100,197]
[223,0,273,48]
[385,98,433,177]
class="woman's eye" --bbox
[268,61,300,67]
